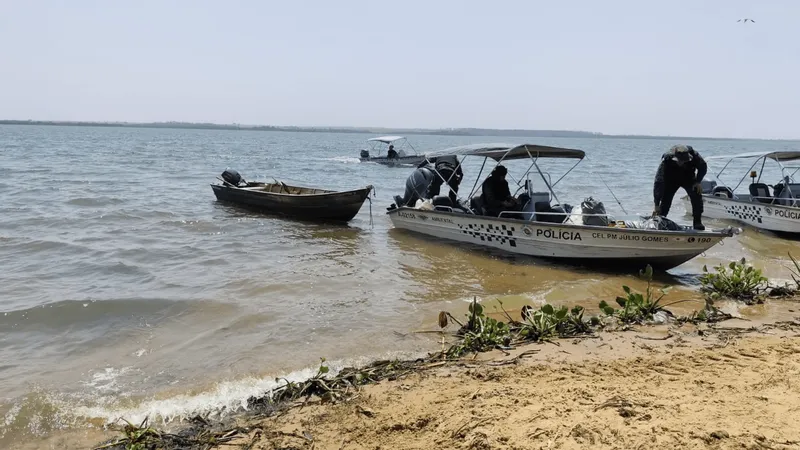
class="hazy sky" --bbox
[1,1,797,139]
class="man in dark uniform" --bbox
[480,165,518,216]
[423,155,463,204]
[652,144,708,230]
[387,145,398,159]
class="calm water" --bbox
[2,125,800,448]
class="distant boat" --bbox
[211,170,373,222]
[359,136,426,167]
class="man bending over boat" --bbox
[423,155,463,205]
[391,156,464,208]
[652,144,707,230]
[481,165,519,217]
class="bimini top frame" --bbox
[418,143,587,214]
[365,136,419,156]
[704,151,800,201]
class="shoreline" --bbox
[10,261,800,450]
[80,315,800,450]
[76,282,800,450]
[232,320,800,450]
[5,291,800,450]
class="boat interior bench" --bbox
[248,183,330,196]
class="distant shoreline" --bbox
[0,120,786,141]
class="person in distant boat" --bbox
[480,165,518,216]
[387,144,398,159]
[652,144,708,230]
[422,155,464,205]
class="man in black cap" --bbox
[481,165,518,216]
[423,155,463,205]
[652,144,708,230]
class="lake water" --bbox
[1,125,800,448]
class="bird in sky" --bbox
[737,18,755,23]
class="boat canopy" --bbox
[424,143,585,161]
[705,151,800,162]
[367,136,406,144]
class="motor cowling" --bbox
[360,150,370,158]
[222,169,243,186]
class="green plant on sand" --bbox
[700,257,768,303]
[440,297,596,358]
[598,264,677,323]
[443,299,512,358]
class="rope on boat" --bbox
[368,185,376,228]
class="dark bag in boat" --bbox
[581,197,609,226]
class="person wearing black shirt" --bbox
[653,144,708,230]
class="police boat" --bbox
[682,151,800,237]
[386,143,736,271]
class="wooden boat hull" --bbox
[211,182,373,222]
[388,207,733,271]
[683,194,800,235]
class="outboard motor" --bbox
[221,169,243,186]
[360,150,370,158]
[393,167,435,207]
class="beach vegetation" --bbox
[700,257,768,303]
[598,264,675,323]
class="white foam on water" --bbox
[82,367,135,395]
[327,156,361,164]
[69,351,424,427]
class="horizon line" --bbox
[0,119,796,142]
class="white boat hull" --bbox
[388,207,731,271]
[683,195,800,235]
[360,155,426,166]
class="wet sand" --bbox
[226,317,800,450]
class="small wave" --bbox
[70,351,424,426]
[0,237,96,259]
[0,297,198,330]
[326,156,362,164]
[66,196,125,207]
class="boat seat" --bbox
[712,186,734,198]
[470,196,488,216]
[700,179,717,194]
[749,183,773,204]
[775,183,800,206]
[533,201,568,223]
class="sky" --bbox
[0,1,797,139]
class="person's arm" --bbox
[653,159,666,207]
[693,152,707,183]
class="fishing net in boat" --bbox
[617,216,686,231]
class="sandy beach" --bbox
[224,318,800,450]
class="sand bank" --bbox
[227,319,800,450]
